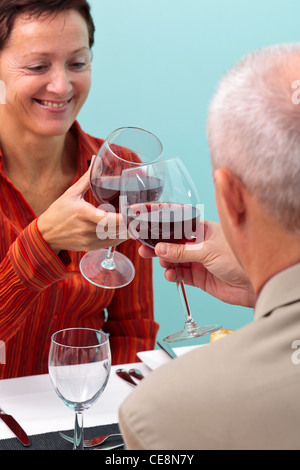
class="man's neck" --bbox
[241,220,300,297]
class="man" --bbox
[118,43,300,450]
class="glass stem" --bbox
[74,411,84,450]
[176,279,193,321]
[101,246,116,270]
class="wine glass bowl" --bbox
[80,127,163,289]
[121,157,221,342]
[48,328,111,450]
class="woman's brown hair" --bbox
[0,0,95,51]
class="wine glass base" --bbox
[80,250,135,289]
[163,322,222,343]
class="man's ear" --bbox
[214,168,246,227]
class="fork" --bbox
[115,368,144,385]
[59,431,123,448]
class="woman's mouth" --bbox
[34,98,72,110]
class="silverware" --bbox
[0,408,30,446]
[116,368,144,386]
[116,369,137,386]
[128,368,144,381]
[157,340,177,359]
[92,443,124,450]
[59,431,123,448]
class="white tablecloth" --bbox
[0,362,150,440]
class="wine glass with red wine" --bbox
[80,127,163,289]
[121,157,221,342]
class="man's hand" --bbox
[139,221,255,308]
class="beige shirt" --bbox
[118,263,300,450]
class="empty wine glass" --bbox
[48,328,111,450]
[80,127,163,289]
[121,157,221,342]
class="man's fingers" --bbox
[164,264,196,287]
[139,241,206,265]
[155,242,204,264]
[159,258,191,269]
[164,267,177,283]
[138,245,156,258]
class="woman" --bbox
[0,0,158,378]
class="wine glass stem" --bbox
[74,411,84,450]
[101,246,116,270]
[176,279,193,321]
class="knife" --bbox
[0,408,31,446]
[157,340,177,359]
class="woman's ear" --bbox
[214,168,246,227]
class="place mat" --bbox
[0,422,122,451]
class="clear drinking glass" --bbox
[80,127,163,289]
[121,157,221,342]
[48,328,111,450]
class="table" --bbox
[0,362,151,441]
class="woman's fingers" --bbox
[37,158,128,253]
[68,156,96,198]
[69,167,92,196]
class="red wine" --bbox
[127,203,200,248]
[92,176,120,210]
[91,176,164,212]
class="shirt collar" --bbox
[70,120,102,178]
[254,262,300,320]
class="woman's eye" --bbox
[27,65,48,73]
[70,62,87,70]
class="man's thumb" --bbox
[155,243,186,262]
[155,241,205,263]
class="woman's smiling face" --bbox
[0,9,92,137]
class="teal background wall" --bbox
[78,0,299,346]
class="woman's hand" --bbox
[139,220,256,308]
[37,167,127,254]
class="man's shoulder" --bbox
[255,263,300,320]
[120,317,300,449]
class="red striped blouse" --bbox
[0,121,159,379]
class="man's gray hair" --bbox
[207,43,300,233]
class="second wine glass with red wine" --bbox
[80,127,163,289]
[121,157,221,342]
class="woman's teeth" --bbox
[38,100,68,108]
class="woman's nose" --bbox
[46,67,72,96]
